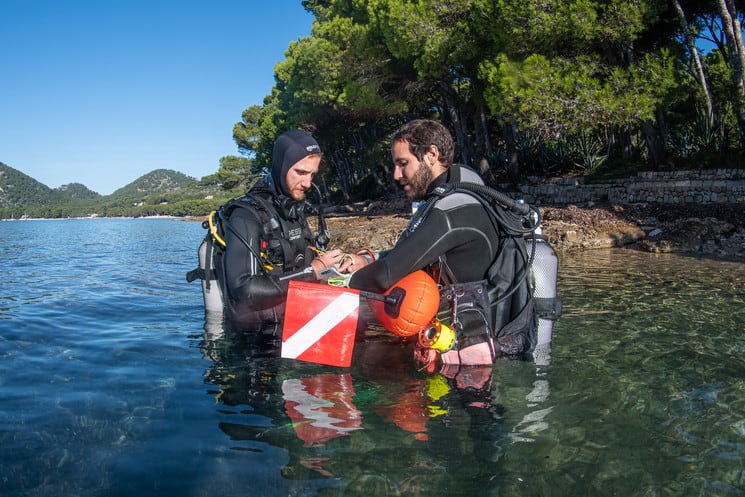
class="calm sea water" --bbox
[1,218,744,497]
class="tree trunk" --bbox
[477,106,497,185]
[619,125,634,160]
[501,117,521,186]
[479,105,494,158]
[725,0,745,78]
[437,81,471,166]
[672,0,715,129]
[329,151,352,201]
[640,119,664,169]
[717,0,745,143]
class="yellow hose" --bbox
[208,211,226,248]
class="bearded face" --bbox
[284,155,321,201]
[391,140,435,201]
[405,163,434,200]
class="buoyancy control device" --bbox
[424,182,562,355]
[187,184,330,317]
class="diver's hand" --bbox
[310,249,343,278]
[338,252,372,274]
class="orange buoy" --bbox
[369,270,440,337]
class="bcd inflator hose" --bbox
[439,183,540,234]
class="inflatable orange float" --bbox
[369,270,440,337]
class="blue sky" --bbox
[0,1,314,195]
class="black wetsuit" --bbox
[348,164,534,354]
[216,175,317,329]
[349,165,496,291]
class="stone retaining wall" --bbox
[516,169,745,206]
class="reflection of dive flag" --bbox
[282,374,362,444]
[281,281,360,367]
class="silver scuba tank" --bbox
[198,237,224,314]
[530,233,560,348]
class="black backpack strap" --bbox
[534,297,563,320]
[186,235,219,283]
[186,267,218,283]
[185,268,202,283]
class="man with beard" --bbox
[337,119,535,367]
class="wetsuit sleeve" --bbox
[223,209,314,312]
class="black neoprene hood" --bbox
[271,129,321,197]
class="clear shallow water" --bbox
[1,218,744,497]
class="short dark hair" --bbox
[390,119,454,167]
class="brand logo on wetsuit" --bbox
[288,227,302,240]
[407,198,432,234]
[409,217,423,233]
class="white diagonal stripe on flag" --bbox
[282,292,359,359]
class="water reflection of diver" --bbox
[200,317,285,411]
[201,317,553,493]
[358,338,507,461]
[439,365,507,462]
[417,361,552,463]
[200,318,363,480]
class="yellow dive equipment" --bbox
[418,319,456,352]
[207,210,226,248]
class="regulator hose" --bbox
[207,210,226,248]
[311,183,330,251]
[441,182,541,235]
[432,182,541,305]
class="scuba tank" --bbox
[529,233,561,347]
[185,209,225,315]
[197,235,223,314]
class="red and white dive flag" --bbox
[281,281,360,367]
[282,373,362,444]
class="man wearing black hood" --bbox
[217,129,342,329]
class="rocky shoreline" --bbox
[539,202,745,259]
[321,201,745,260]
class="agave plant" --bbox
[572,132,607,172]
[542,138,575,173]
[665,125,699,158]
[693,109,721,152]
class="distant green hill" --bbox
[109,168,197,198]
[0,162,237,219]
[0,162,56,208]
[55,182,101,200]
